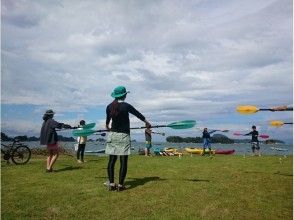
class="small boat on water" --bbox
[270,147,287,151]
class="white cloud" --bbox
[1,0,292,140]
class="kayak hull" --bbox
[215,149,235,155]
[185,148,215,154]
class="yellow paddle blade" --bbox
[236,105,259,114]
[270,120,284,127]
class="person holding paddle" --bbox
[144,128,152,156]
[202,128,217,156]
[40,109,72,172]
[76,120,88,163]
[105,86,151,191]
[244,125,260,156]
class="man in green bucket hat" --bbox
[105,85,151,191]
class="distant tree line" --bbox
[166,134,284,144]
[166,134,234,144]
[265,139,285,144]
[1,132,75,142]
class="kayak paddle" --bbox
[216,129,229,132]
[196,128,229,132]
[95,132,106,137]
[270,120,293,127]
[72,120,196,137]
[151,132,165,136]
[56,122,96,131]
[236,105,274,115]
[82,123,96,129]
[233,132,269,139]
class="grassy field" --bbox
[1,154,293,220]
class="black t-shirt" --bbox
[106,101,145,134]
[245,130,259,142]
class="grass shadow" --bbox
[273,172,293,177]
[125,176,167,190]
[243,171,264,174]
[184,178,210,182]
[53,166,82,172]
[84,159,102,163]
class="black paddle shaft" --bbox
[94,125,166,133]
[260,108,293,112]
[259,108,275,111]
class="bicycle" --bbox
[1,139,31,165]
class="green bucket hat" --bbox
[111,86,130,98]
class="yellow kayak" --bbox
[185,147,215,154]
[164,148,178,153]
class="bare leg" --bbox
[47,155,52,170]
[47,149,53,170]
[48,150,59,170]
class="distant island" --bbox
[166,134,285,144]
[1,132,285,144]
[1,132,75,142]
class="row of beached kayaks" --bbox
[185,148,235,155]
[153,147,235,156]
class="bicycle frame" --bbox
[1,139,31,165]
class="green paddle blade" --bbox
[167,120,196,129]
[72,129,96,137]
[82,123,96,129]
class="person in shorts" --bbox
[40,109,72,172]
[244,125,260,156]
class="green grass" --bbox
[1,154,293,220]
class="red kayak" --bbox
[215,149,235,155]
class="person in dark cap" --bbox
[40,109,72,172]
[105,86,151,191]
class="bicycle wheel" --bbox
[1,149,10,163]
[11,145,31,165]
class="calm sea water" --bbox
[4,141,293,156]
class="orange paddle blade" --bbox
[236,105,259,115]
[270,120,284,127]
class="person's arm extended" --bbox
[208,130,218,134]
[128,104,145,121]
[243,131,252,136]
[52,119,71,129]
[128,104,151,128]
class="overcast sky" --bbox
[1,0,293,142]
